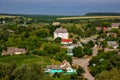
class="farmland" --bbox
[0,15,16,18]
[57,16,120,20]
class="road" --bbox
[72,47,98,80]
[80,35,98,44]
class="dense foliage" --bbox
[89,51,119,76]
[85,12,120,16]
[0,62,49,80]
[95,68,120,80]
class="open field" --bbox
[0,15,16,18]
[57,16,120,20]
[0,55,60,67]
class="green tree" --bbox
[36,29,49,38]
[72,46,84,57]
[95,68,120,80]
[83,47,92,55]
[77,66,85,75]
[54,37,61,43]
[43,43,61,55]
[110,54,120,69]
[0,62,17,80]
[102,22,111,27]
[87,40,94,48]
[31,49,45,56]
[0,46,2,55]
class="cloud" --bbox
[1,0,120,4]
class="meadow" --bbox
[0,55,60,67]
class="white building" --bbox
[107,41,119,49]
[111,23,120,29]
[54,27,68,39]
[52,22,60,26]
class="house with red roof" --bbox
[61,38,73,44]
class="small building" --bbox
[107,33,117,37]
[111,23,120,29]
[107,41,119,49]
[96,26,102,31]
[103,27,112,31]
[105,27,112,31]
[66,67,76,73]
[67,46,74,56]
[67,52,73,56]
[54,27,68,39]
[61,38,72,44]
[52,22,61,26]
[96,26,112,31]
[104,48,119,52]
[2,47,27,55]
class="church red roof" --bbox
[61,38,72,42]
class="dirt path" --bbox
[73,57,94,80]
[72,47,98,80]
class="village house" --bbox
[96,26,102,31]
[54,27,68,39]
[67,45,74,56]
[96,26,112,31]
[104,48,119,52]
[107,41,119,49]
[45,60,76,74]
[107,33,117,37]
[111,23,120,29]
[1,47,27,55]
[52,22,61,26]
[103,27,112,31]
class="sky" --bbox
[0,0,120,15]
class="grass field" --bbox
[57,16,120,20]
[0,55,60,67]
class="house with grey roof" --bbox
[54,27,68,39]
[111,23,120,29]
[107,33,117,37]
[2,47,27,55]
[107,41,119,49]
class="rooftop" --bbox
[112,23,120,28]
[54,27,68,33]
[61,38,72,42]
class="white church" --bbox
[54,27,68,39]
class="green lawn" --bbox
[0,55,52,67]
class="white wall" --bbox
[54,32,68,39]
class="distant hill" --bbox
[85,12,120,16]
[0,13,67,17]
